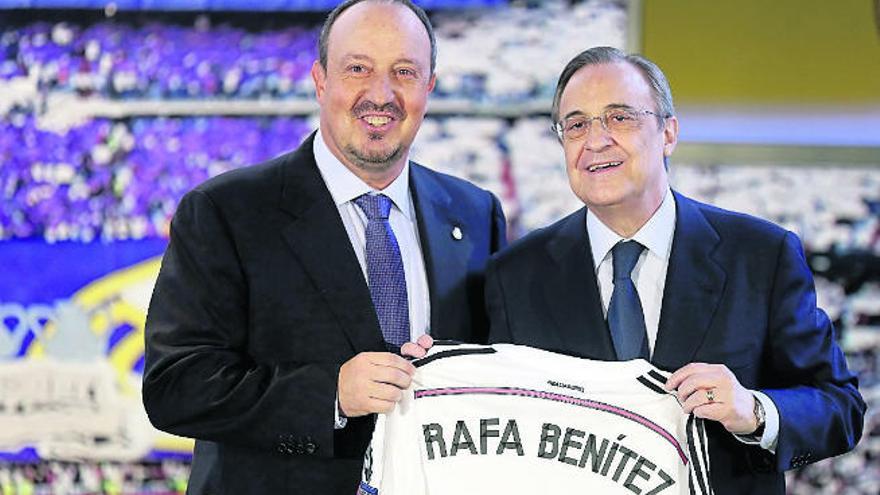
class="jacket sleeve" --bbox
[142,189,342,458]
[762,231,865,471]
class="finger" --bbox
[371,366,414,389]
[416,334,434,349]
[369,382,405,404]
[370,352,417,376]
[400,341,427,358]
[675,374,722,401]
[665,363,701,390]
[681,387,723,413]
[665,362,717,390]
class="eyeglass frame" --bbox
[552,106,670,142]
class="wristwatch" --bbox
[752,395,766,436]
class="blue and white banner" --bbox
[0,239,194,462]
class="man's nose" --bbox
[582,117,615,151]
[364,73,395,105]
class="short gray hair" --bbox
[550,46,675,127]
[318,0,437,74]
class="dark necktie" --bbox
[354,194,410,352]
[607,240,650,360]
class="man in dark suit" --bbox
[142,1,505,493]
[485,46,864,494]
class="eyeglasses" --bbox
[553,108,666,142]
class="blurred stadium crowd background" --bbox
[0,0,878,493]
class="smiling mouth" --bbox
[587,161,623,172]
[361,115,394,128]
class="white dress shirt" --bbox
[586,188,779,452]
[313,130,431,341]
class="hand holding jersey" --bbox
[338,335,434,418]
[666,363,762,436]
[338,352,417,417]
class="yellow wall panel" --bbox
[642,0,880,104]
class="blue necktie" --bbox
[607,241,650,360]
[354,194,410,352]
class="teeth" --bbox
[588,161,622,172]
[364,116,391,126]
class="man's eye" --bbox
[567,120,585,131]
[397,68,415,77]
[608,112,634,122]
[348,65,366,73]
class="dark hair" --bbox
[550,46,675,127]
[318,0,437,74]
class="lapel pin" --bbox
[451,226,463,240]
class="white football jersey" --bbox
[358,343,712,495]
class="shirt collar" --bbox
[313,129,413,219]
[586,188,676,271]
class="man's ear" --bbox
[311,61,326,101]
[663,115,679,158]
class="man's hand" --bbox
[401,334,434,359]
[338,352,416,417]
[665,362,759,435]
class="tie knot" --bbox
[354,194,393,220]
[611,241,644,281]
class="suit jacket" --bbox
[486,191,864,495]
[143,133,507,494]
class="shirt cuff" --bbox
[334,395,348,430]
[733,390,778,453]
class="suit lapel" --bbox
[652,192,726,370]
[544,208,617,360]
[277,134,384,352]
[410,164,474,341]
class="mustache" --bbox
[352,101,405,120]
